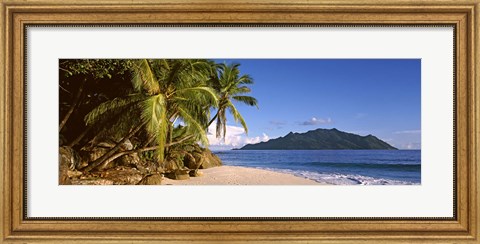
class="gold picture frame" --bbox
[1,0,478,242]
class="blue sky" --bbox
[207,59,421,150]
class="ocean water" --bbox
[212,150,421,185]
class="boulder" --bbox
[81,146,113,170]
[199,149,222,169]
[59,134,67,146]
[99,167,143,185]
[72,166,144,185]
[82,146,109,164]
[189,169,203,177]
[183,153,202,170]
[117,153,142,167]
[95,138,133,150]
[59,146,85,170]
[59,160,71,185]
[136,160,161,175]
[120,139,133,151]
[138,173,163,185]
[165,168,190,180]
[59,146,86,185]
[163,158,183,173]
[70,178,114,185]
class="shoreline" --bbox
[162,165,330,185]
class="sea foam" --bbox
[260,167,419,185]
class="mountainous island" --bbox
[239,128,397,150]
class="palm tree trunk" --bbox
[165,134,194,148]
[99,135,195,168]
[166,123,173,154]
[83,121,146,172]
[165,112,179,154]
[59,78,87,132]
[206,112,218,128]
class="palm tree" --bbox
[132,59,218,161]
[208,63,258,138]
[83,59,218,171]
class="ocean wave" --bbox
[295,162,420,171]
[259,167,420,185]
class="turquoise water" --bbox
[213,150,421,185]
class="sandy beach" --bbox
[162,166,329,185]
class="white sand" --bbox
[162,166,329,185]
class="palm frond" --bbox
[175,86,219,106]
[238,74,254,84]
[177,106,209,147]
[232,95,258,108]
[84,94,145,126]
[176,100,211,128]
[233,86,252,95]
[141,94,167,161]
[96,104,143,140]
[131,59,160,94]
[227,101,248,135]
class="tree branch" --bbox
[97,135,196,168]
[83,121,146,172]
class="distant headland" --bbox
[238,128,397,150]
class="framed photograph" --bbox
[1,0,478,243]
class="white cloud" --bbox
[403,142,421,150]
[300,117,332,126]
[207,123,269,149]
[388,141,421,150]
[244,133,270,145]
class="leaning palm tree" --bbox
[83,59,218,171]
[133,59,218,161]
[208,63,258,138]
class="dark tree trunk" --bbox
[165,122,173,155]
[67,126,92,148]
[59,78,87,132]
[206,112,218,128]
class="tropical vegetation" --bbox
[58,59,257,185]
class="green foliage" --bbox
[162,134,202,169]
[60,59,134,79]
[99,106,143,140]
[226,100,248,134]
[75,59,258,167]
[210,63,258,138]
[131,59,160,94]
[59,59,138,147]
[141,150,156,161]
[103,59,218,162]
